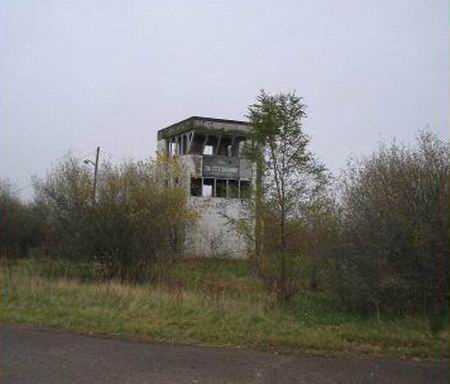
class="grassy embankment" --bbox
[0,258,448,359]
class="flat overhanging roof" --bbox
[157,116,251,140]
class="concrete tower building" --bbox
[157,116,254,258]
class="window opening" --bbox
[240,180,251,199]
[217,137,232,156]
[190,178,202,196]
[203,145,213,155]
[169,141,177,156]
[216,179,227,198]
[191,134,204,154]
[203,136,218,155]
[202,178,214,197]
[182,135,188,154]
[228,179,239,198]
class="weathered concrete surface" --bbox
[186,197,251,258]
[1,324,448,384]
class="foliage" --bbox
[0,180,43,258]
[33,155,197,281]
[246,90,328,300]
[334,131,449,323]
[284,190,341,291]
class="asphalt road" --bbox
[1,324,448,383]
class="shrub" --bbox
[334,131,449,319]
[0,180,43,258]
[33,155,197,282]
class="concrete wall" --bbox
[179,153,253,259]
[184,197,252,259]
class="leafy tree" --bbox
[247,90,327,300]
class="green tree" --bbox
[247,90,327,300]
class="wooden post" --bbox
[92,146,100,204]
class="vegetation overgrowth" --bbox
[1,258,448,359]
[0,90,448,358]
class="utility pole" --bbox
[84,147,100,204]
[92,146,100,203]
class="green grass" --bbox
[0,258,448,360]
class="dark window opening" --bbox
[202,178,214,197]
[240,180,251,199]
[216,179,227,198]
[217,137,232,156]
[232,137,244,157]
[191,178,202,196]
[190,177,251,199]
[182,135,188,154]
[171,134,248,157]
[228,179,239,198]
[190,134,205,154]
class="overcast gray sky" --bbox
[1,0,448,198]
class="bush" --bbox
[257,190,340,297]
[33,155,197,282]
[333,131,449,319]
[0,180,43,258]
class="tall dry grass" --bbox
[0,259,447,359]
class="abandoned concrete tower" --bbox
[157,116,254,258]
